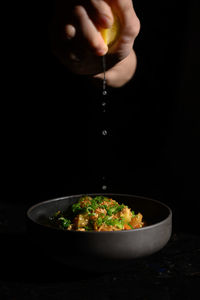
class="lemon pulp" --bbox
[100,15,120,47]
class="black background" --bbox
[1,0,200,234]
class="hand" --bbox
[50,0,140,86]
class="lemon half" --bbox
[100,15,120,47]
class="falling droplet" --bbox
[102,55,107,97]
[102,101,106,112]
[102,185,107,191]
[102,129,108,136]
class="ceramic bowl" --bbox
[26,194,172,272]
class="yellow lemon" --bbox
[100,15,120,47]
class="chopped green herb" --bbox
[72,202,83,214]
[93,196,106,203]
[49,195,143,231]
[128,223,134,229]
[58,217,71,229]
[107,204,124,216]
[97,217,103,226]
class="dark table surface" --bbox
[0,202,200,300]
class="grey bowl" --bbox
[26,193,172,272]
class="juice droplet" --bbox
[102,185,107,191]
[102,129,108,136]
[102,102,106,107]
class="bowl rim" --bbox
[26,193,172,234]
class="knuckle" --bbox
[133,17,141,37]
[120,15,140,47]
[127,17,141,39]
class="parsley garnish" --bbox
[72,202,85,214]
[128,222,134,229]
[96,215,125,229]
[49,195,143,231]
[58,217,71,229]
[106,204,125,216]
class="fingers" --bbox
[65,24,76,40]
[64,1,114,56]
[102,0,140,58]
[61,0,140,65]
[73,5,108,56]
[112,0,140,41]
[90,0,114,28]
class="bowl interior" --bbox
[27,193,171,229]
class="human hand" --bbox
[50,0,140,86]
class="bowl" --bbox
[26,193,172,272]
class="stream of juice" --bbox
[102,55,107,97]
[101,55,108,191]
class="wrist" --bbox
[92,49,137,88]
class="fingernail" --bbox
[100,14,113,28]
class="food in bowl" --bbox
[49,195,144,231]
